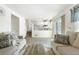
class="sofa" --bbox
[52,32,79,55]
[0,32,27,55]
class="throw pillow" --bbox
[0,33,11,49]
[54,34,70,45]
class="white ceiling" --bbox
[6,4,73,19]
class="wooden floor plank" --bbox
[24,44,54,55]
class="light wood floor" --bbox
[24,44,55,55]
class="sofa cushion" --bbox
[52,41,67,50]
[72,33,79,49]
[0,46,17,55]
[52,42,68,54]
[54,34,69,45]
[68,32,78,45]
[57,46,79,55]
[0,33,11,49]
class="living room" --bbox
[1,4,79,55]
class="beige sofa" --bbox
[0,39,27,55]
[52,32,79,55]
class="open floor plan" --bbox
[0,4,79,55]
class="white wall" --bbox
[0,5,26,37]
[72,22,79,32]
[0,5,11,33]
[26,19,32,31]
[19,17,26,37]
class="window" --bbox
[71,5,79,22]
[56,18,61,34]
